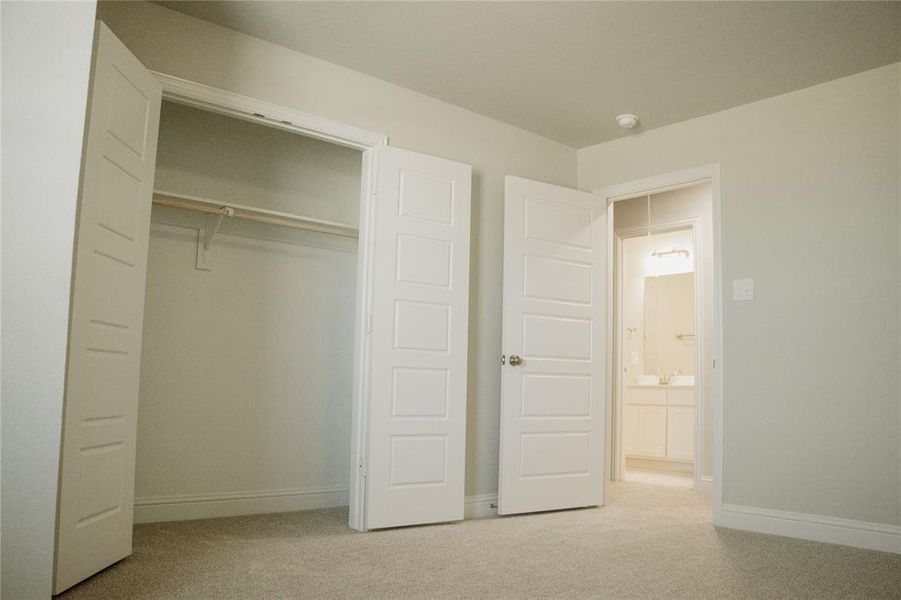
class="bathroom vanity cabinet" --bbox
[622,385,695,462]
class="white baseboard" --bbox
[134,486,349,524]
[717,503,901,554]
[136,488,500,524]
[464,494,498,520]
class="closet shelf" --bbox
[152,190,359,239]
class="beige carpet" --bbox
[58,483,901,599]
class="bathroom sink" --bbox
[668,375,695,386]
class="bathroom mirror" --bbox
[643,272,695,377]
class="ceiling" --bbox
[155,1,901,148]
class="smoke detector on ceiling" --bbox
[616,114,639,129]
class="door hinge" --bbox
[366,312,373,333]
[359,457,366,478]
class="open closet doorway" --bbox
[136,100,363,525]
[606,177,719,504]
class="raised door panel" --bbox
[667,406,695,461]
[636,405,667,458]
[365,146,471,529]
[54,23,161,593]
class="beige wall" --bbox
[580,64,901,526]
[98,0,577,498]
[137,102,361,516]
[1,2,97,597]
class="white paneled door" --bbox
[54,23,161,593]
[498,176,606,515]
[364,146,471,529]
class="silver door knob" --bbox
[508,354,523,366]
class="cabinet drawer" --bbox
[624,388,666,405]
[667,388,695,407]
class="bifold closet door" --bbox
[497,176,607,515]
[55,22,161,593]
[364,146,471,529]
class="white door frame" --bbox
[612,218,702,490]
[151,72,387,531]
[595,164,724,520]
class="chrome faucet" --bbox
[658,370,683,385]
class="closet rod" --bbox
[152,191,359,239]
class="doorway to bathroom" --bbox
[609,180,716,497]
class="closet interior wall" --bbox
[136,101,362,522]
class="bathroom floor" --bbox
[624,467,694,488]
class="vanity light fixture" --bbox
[651,247,690,259]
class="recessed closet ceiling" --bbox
[153,1,901,148]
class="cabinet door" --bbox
[667,406,695,460]
[622,404,639,455]
[637,405,667,457]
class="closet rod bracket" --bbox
[196,206,234,271]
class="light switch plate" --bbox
[733,278,754,301]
